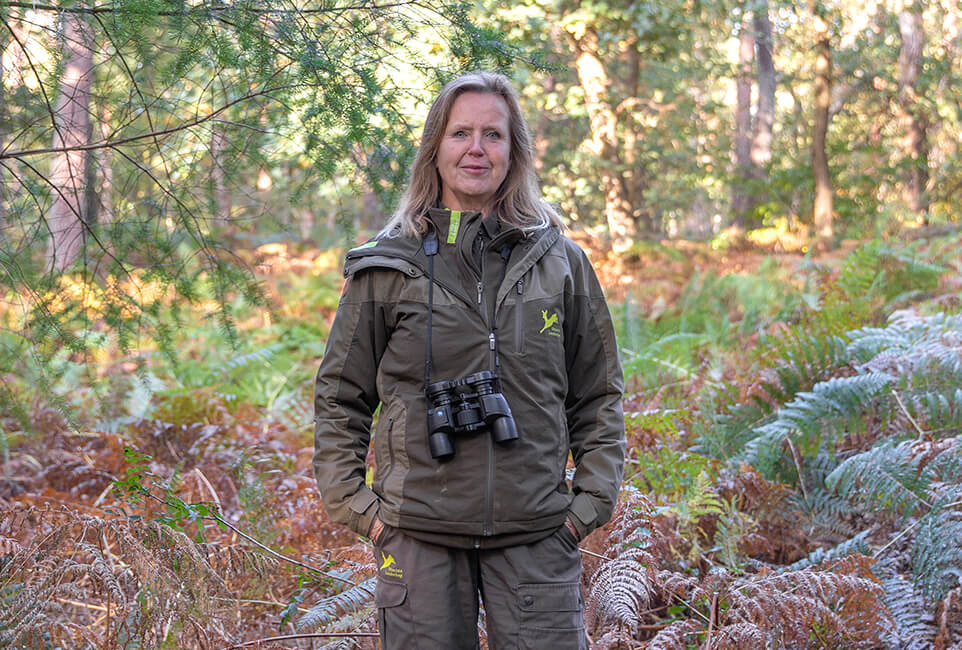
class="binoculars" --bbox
[425,371,519,459]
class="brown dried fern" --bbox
[0,506,238,649]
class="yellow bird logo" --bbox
[540,310,559,333]
[380,552,396,571]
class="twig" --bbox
[786,437,809,506]
[704,592,718,648]
[138,489,372,595]
[891,388,927,439]
[212,596,309,613]
[873,499,962,559]
[193,468,222,507]
[224,632,380,648]
[54,597,108,612]
[578,547,609,560]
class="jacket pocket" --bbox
[374,402,407,504]
[518,582,587,650]
[373,415,395,494]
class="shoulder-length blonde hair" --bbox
[381,71,563,238]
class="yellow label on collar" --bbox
[447,211,461,244]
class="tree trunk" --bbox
[46,9,95,271]
[751,2,776,173]
[731,10,755,228]
[568,26,639,250]
[812,4,834,241]
[898,1,930,217]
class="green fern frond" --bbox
[784,530,872,572]
[296,576,376,631]
[848,311,962,364]
[912,491,962,601]
[826,439,933,516]
[696,332,850,460]
[912,389,962,437]
[218,343,285,375]
[791,485,860,538]
[837,241,944,306]
[877,563,937,649]
[739,372,894,478]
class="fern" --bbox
[836,240,945,306]
[847,311,962,364]
[826,439,935,516]
[739,372,895,480]
[645,618,701,650]
[876,559,938,649]
[696,331,850,460]
[585,548,660,635]
[296,576,376,632]
[784,530,872,572]
[912,389,962,437]
[912,491,962,601]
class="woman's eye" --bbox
[453,130,466,137]
[486,131,501,139]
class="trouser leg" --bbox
[479,526,588,650]
[373,526,481,650]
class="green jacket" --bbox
[313,208,625,547]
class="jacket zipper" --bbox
[515,278,525,354]
[477,239,496,535]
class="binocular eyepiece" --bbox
[426,371,518,460]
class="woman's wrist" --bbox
[368,516,385,543]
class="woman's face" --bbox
[436,91,511,215]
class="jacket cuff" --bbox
[347,487,380,538]
[567,492,599,540]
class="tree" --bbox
[811,1,834,241]
[0,0,508,413]
[897,0,930,217]
[731,0,776,230]
[45,7,94,271]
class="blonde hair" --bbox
[381,71,562,238]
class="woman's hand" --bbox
[564,517,582,543]
[368,516,385,544]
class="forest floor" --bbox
[2,227,961,648]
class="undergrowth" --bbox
[1,233,960,648]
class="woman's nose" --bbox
[467,134,484,155]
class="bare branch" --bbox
[223,632,380,649]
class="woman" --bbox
[313,71,625,649]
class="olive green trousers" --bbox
[372,525,589,649]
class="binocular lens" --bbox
[429,432,455,459]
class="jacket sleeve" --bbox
[562,245,626,539]
[313,268,397,537]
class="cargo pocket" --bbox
[518,582,587,650]
[375,578,408,647]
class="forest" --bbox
[1,0,961,647]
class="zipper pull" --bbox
[517,279,524,295]
[477,281,483,305]
[489,332,496,350]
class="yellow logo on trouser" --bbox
[380,552,403,578]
